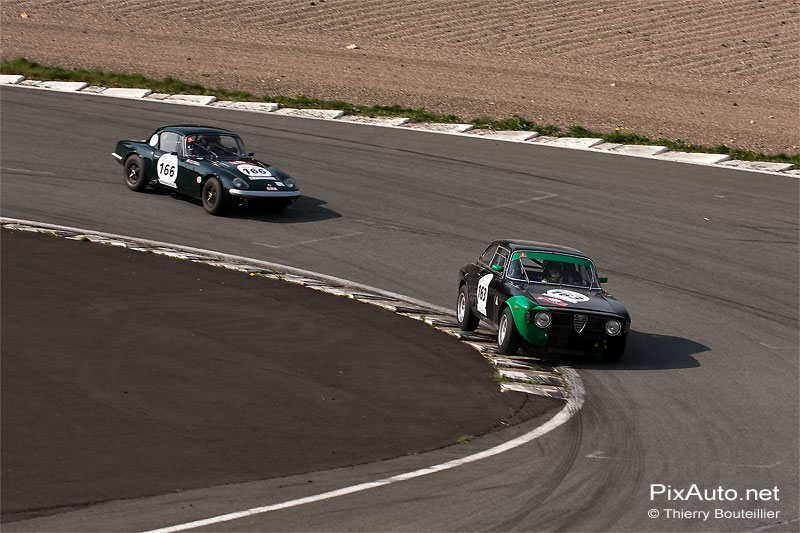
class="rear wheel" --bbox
[456,284,479,331]
[202,178,228,215]
[497,307,522,355]
[124,155,148,192]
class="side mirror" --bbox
[598,276,608,283]
[491,264,504,273]
[248,152,255,157]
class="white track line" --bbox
[144,367,584,533]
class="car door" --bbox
[470,244,497,317]
[152,132,198,193]
[483,246,510,324]
[151,131,181,190]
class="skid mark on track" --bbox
[253,231,363,248]
[462,193,557,211]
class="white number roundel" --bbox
[237,164,273,179]
[544,289,589,304]
[157,154,178,188]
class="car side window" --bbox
[159,132,182,154]
[477,244,498,266]
[490,247,510,271]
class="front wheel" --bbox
[124,155,148,192]
[497,307,522,355]
[202,177,228,215]
[456,284,479,331]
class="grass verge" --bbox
[3,58,796,168]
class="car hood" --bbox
[200,159,292,181]
[520,284,629,318]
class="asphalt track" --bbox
[1,87,798,532]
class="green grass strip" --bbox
[3,58,796,167]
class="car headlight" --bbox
[533,311,551,329]
[283,177,296,189]
[605,319,622,336]
[233,177,249,189]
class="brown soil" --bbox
[2,0,798,154]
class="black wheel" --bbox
[456,284,479,331]
[202,177,228,215]
[497,307,522,355]
[601,336,627,363]
[124,155,148,192]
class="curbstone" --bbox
[40,81,89,91]
[338,115,411,126]
[464,130,538,141]
[0,74,25,84]
[402,122,474,133]
[81,85,108,94]
[101,87,153,99]
[209,101,279,112]
[718,160,794,172]
[163,94,217,105]
[653,151,731,165]
[594,143,669,156]
[272,108,344,119]
[540,137,605,149]
[143,92,171,100]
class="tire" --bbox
[601,336,627,363]
[124,155,148,192]
[497,307,522,355]
[202,177,228,215]
[456,284,480,331]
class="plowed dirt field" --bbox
[2,0,798,154]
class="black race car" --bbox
[457,240,631,361]
[112,125,300,215]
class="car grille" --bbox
[548,311,605,345]
[573,314,588,333]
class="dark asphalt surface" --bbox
[1,87,797,532]
[0,228,561,522]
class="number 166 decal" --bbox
[157,154,178,188]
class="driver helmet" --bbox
[544,260,562,279]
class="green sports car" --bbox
[458,240,631,362]
[112,125,300,215]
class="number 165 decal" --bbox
[157,154,178,188]
[477,274,493,315]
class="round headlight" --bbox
[605,319,622,336]
[534,311,552,328]
[232,177,249,189]
[283,177,296,189]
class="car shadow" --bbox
[151,190,342,223]
[523,330,707,370]
[228,195,342,223]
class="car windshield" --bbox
[505,251,596,288]
[184,133,246,159]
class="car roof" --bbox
[157,125,237,136]
[492,239,587,256]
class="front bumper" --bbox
[228,189,301,198]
